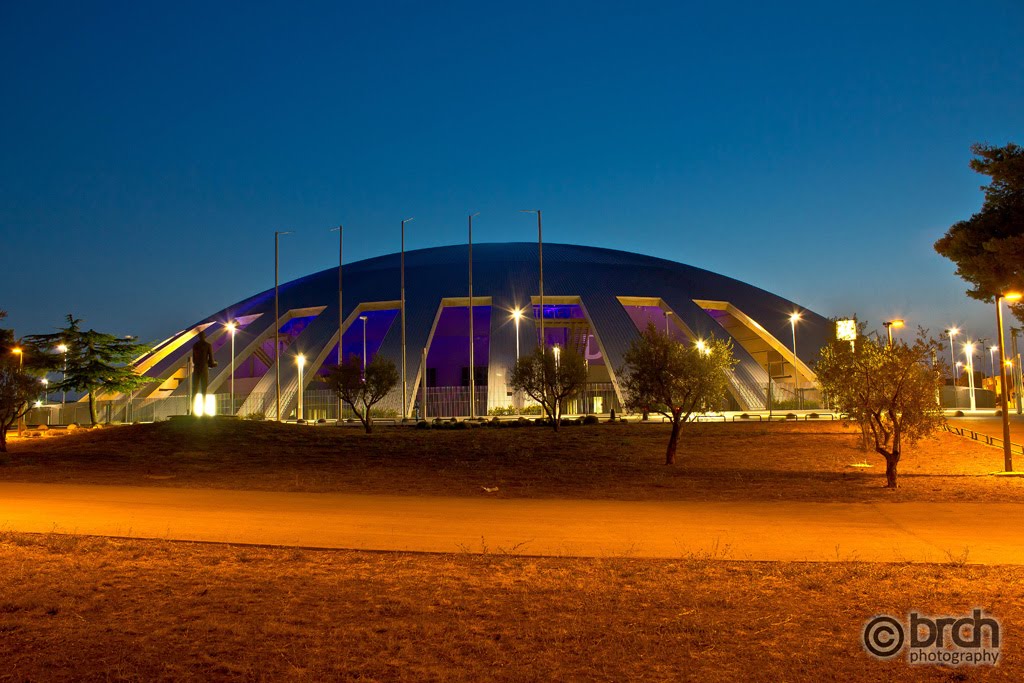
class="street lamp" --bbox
[790,312,801,408]
[664,310,674,336]
[512,307,523,416]
[512,308,523,362]
[296,354,305,422]
[521,210,544,349]
[964,341,977,411]
[274,229,293,421]
[945,328,960,380]
[41,378,48,404]
[695,339,708,355]
[883,319,904,346]
[56,343,68,407]
[331,224,344,423]
[12,348,23,435]
[400,217,414,420]
[1011,327,1024,415]
[225,321,237,415]
[360,315,369,374]
[468,212,479,419]
[989,345,998,378]
[996,291,1022,471]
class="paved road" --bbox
[0,482,1021,563]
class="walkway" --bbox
[1,483,1021,563]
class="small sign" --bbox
[836,319,857,342]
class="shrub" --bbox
[583,415,599,425]
[415,420,430,430]
[245,412,265,421]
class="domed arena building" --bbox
[121,243,831,422]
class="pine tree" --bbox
[25,315,151,425]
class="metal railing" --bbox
[942,423,1024,456]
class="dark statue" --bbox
[191,330,217,402]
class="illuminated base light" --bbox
[205,393,216,417]
[193,393,205,417]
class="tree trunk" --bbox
[876,446,900,488]
[550,399,559,432]
[885,456,898,488]
[0,427,7,452]
[361,401,373,434]
[88,391,97,425]
[665,415,682,465]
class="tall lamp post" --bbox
[274,230,293,421]
[520,210,544,349]
[883,319,904,346]
[945,328,960,381]
[996,291,1022,471]
[296,354,305,422]
[1011,327,1023,415]
[964,341,977,412]
[400,217,414,420]
[360,315,369,375]
[12,347,23,435]
[57,344,68,407]
[789,312,801,408]
[225,321,237,415]
[512,308,523,416]
[664,310,674,337]
[468,212,478,418]
[989,345,998,378]
[331,225,343,423]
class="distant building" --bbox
[128,243,831,419]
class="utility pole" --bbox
[331,225,343,423]
[401,218,414,420]
[274,230,292,421]
[468,212,478,418]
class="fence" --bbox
[23,380,626,426]
[942,422,1024,456]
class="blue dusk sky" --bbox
[1,1,1022,348]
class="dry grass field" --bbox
[1,532,1020,682]
[3,418,1023,503]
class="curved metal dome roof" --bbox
[137,242,831,419]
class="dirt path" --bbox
[1,482,1021,564]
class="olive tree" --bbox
[323,354,400,433]
[1,313,42,452]
[510,345,587,431]
[619,323,736,465]
[815,328,944,488]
